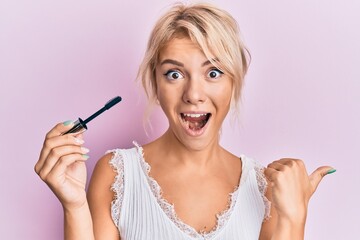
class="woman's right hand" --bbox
[34,121,90,210]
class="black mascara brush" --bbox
[62,96,122,135]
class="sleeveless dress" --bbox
[108,142,271,240]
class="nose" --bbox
[182,78,206,104]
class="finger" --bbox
[45,153,89,186]
[75,133,84,140]
[268,159,307,176]
[38,121,78,168]
[38,145,89,179]
[45,121,76,139]
[271,158,304,167]
[264,167,280,184]
[35,135,84,173]
[267,162,287,171]
[309,166,336,195]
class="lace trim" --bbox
[133,141,241,239]
[107,149,125,227]
[254,162,272,220]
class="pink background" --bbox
[1,0,359,239]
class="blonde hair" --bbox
[138,2,250,121]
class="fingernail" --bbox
[326,169,336,175]
[63,120,73,126]
[81,147,90,154]
[74,137,84,144]
[82,154,90,159]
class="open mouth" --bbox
[180,113,211,131]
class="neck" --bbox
[156,129,224,169]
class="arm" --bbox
[64,202,94,240]
[35,122,95,240]
[259,187,305,240]
[35,122,119,240]
[259,159,335,240]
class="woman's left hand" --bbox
[264,159,334,223]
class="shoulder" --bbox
[238,154,265,183]
[87,152,121,238]
[87,145,140,205]
[239,155,273,219]
[239,154,263,169]
[257,162,279,240]
[89,146,138,190]
[88,152,117,201]
[234,155,278,239]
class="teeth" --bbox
[183,113,208,118]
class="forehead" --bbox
[159,37,206,61]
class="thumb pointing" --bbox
[309,166,336,195]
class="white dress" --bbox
[108,142,270,240]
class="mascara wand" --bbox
[62,96,122,135]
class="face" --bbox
[155,37,233,151]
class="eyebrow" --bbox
[201,60,212,67]
[160,59,184,67]
[160,59,217,67]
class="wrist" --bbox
[279,209,307,226]
[272,216,306,240]
[276,202,308,225]
[63,201,92,226]
[62,197,89,213]
[277,215,306,229]
[63,201,94,240]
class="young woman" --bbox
[34,3,335,240]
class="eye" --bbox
[207,69,223,79]
[164,70,184,80]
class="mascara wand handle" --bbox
[62,118,88,135]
